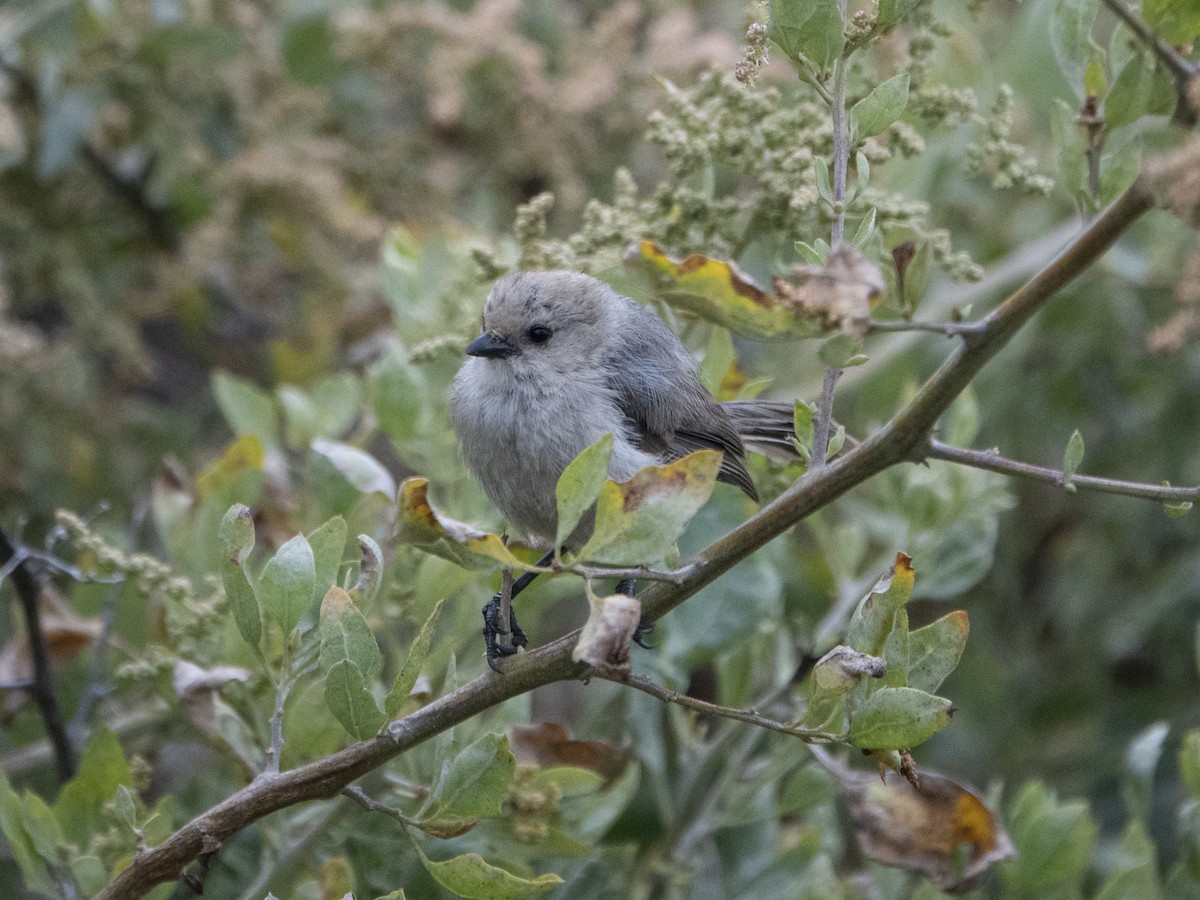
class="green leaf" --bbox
[1143,0,1200,45]
[1050,0,1100,100]
[212,370,278,447]
[1085,55,1107,97]
[826,424,847,460]
[258,534,316,636]
[907,611,969,694]
[813,157,833,202]
[579,450,722,566]
[556,433,615,549]
[881,607,909,687]
[20,791,63,863]
[1179,730,1200,798]
[699,325,736,395]
[320,586,382,679]
[324,659,386,739]
[793,400,815,450]
[798,0,845,70]
[1062,429,1085,490]
[877,0,926,30]
[1105,51,1176,128]
[0,773,54,897]
[71,856,109,897]
[1002,781,1096,895]
[415,844,563,899]
[350,534,385,605]
[114,784,138,829]
[818,333,864,368]
[312,439,396,498]
[850,73,910,141]
[54,729,133,848]
[845,553,915,656]
[848,687,953,749]
[1095,819,1159,900]
[308,515,348,603]
[1165,500,1194,518]
[852,208,877,248]
[386,598,444,716]
[795,241,825,265]
[219,504,262,650]
[426,734,516,822]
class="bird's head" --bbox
[466,271,616,373]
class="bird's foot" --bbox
[633,618,655,649]
[482,594,528,673]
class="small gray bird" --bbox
[451,270,796,667]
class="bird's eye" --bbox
[527,325,553,344]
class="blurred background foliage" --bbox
[1,0,1199,897]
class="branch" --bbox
[0,530,76,782]
[599,670,843,743]
[96,176,1158,900]
[1100,0,1196,88]
[809,365,843,468]
[867,319,988,338]
[926,439,1199,504]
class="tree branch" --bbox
[926,438,1199,504]
[809,365,843,469]
[95,174,1158,900]
[598,670,842,743]
[867,318,988,338]
[0,529,76,782]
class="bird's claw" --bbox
[633,618,655,649]
[483,593,528,673]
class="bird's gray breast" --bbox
[451,359,638,543]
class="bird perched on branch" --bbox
[450,270,796,668]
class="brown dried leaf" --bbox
[508,722,629,782]
[571,592,641,670]
[775,246,886,337]
[838,765,1015,894]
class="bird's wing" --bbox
[602,304,758,500]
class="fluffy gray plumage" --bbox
[450,271,795,547]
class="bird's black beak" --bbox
[466,331,518,359]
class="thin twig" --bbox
[601,671,842,744]
[1099,0,1196,86]
[926,439,1199,504]
[810,366,843,469]
[567,563,693,585]
[867,319,989,338]
[0,529,76,781]
[829,0,850,247]
[341,785,416,826]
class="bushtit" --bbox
[451,270,795,666]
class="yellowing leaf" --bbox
[320,586,382,679]
[845,552,916,657]
[624,242,823,340]
[579,450,722,566]
[396,478,532,572]
[196,434,264,499]
[839,765,1015,893]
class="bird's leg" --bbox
[615,578,656,649]
[483,550,554,672]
